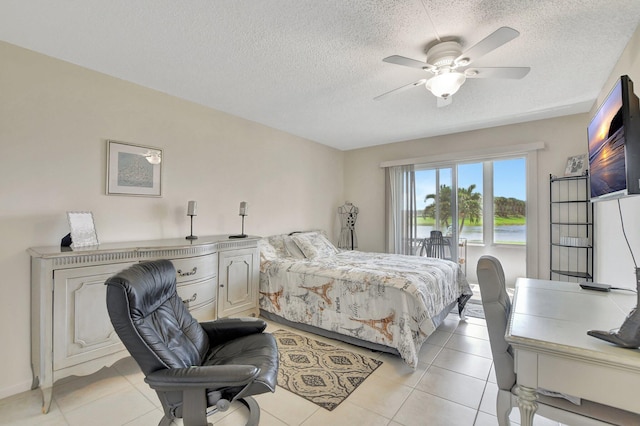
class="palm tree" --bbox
[422,184,451,228]
[457,184,481,234]
[423,184,482,234]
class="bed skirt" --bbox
[260,297,466,359]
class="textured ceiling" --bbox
[1,1,639,150]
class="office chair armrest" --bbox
[144,364,260,391]
[200,317,267,343]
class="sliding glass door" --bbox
[416,166,457,262]
[384,143,539,284]
[414,157,527,279]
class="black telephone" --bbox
[579,282,612,292]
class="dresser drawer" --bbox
[189,300,216,322]
[171,253,217,284]
[176,276,216,312]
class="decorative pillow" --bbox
[291,232,339,259]
[283,236,306,259]
[266,235,289,258]
[258,239,279,260]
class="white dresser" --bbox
[28,235,260,413]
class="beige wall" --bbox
[344,113,589,280]
[0,41,344,398]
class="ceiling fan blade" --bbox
[383,55,432,70]
[465,67,530,79]
[455,26,520,66]
[374,79,427,101]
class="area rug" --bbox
[452,300,485,319]
[463,302,485,319]
[272,329,382,411]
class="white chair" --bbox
[476,255,640,426]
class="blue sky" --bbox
[494,158,526,199]
[416,158,526,210]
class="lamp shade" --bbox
[425,71,466,98]
[187,201,197,216]
[239,201,248,216]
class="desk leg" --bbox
[40,386,53,414]
[517,385,538,426]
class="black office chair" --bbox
[105,259,278,426]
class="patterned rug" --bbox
[451,300,485,318]
[463,301,485,319]
[272,329,382,411]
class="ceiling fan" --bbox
[375,26,530,106]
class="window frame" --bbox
[381,142,541,278]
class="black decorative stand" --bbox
[229,214,247,239]
[186,215,198,240]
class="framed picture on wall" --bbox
[564,154,587,177]
[106,140,162,196]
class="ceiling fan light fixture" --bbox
[432,56,456,67]
[426,41,463,68]
[425,71,466,98]
[378,27,527,102]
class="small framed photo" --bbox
[67,211,99,247]
[564,154,587,177]
[106,140,162,196]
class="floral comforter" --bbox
[259,249,471,367]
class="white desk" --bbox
[505,278,640,426]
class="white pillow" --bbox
[266,235,289,258]
[283,236,306,259]
[265,234,307,259]
[258,239,279,260]
[291,232,338,259]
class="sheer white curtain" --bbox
[385,164,417,255]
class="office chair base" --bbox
[208,397,260,426]
[239,396,260,426]
[158,396,260,426]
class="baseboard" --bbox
[0,379,33,400]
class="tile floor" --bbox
[0,312,565,426]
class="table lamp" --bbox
[229,201,248,239]
[186,201,198,240]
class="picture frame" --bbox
[67,211,99,247]
[564,154,587,177]
[106,140,162,196]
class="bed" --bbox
[258,231,472,367]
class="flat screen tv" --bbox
[588,75,640,201]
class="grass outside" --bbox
[416,215,525,226]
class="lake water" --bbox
[417,225,526,243]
